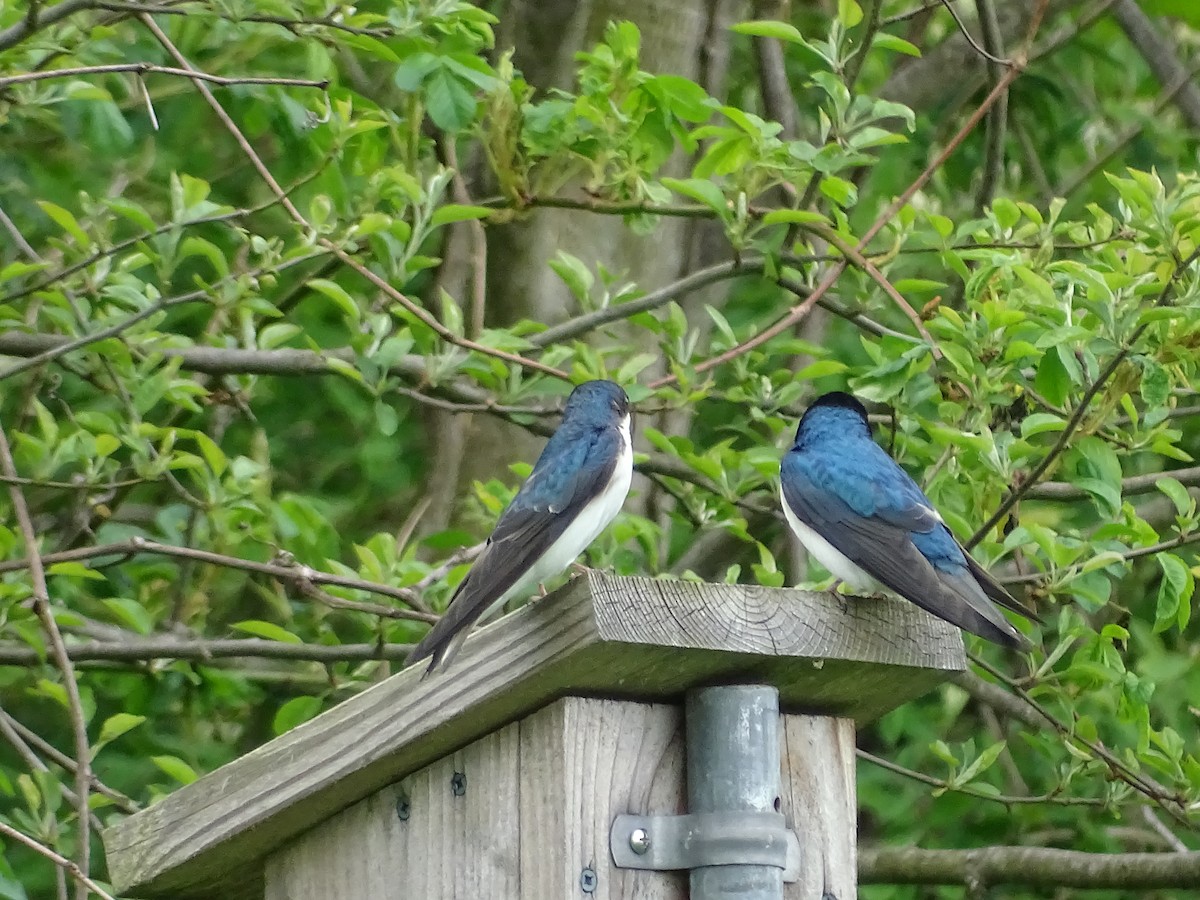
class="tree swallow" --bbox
[409,380,634,674]
[779,391,1037,648]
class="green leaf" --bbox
[47,561,106,581]
[394,52,438,91]
[376,399,399,437]
[1140,358,1170,408]
[761,209,828,226]
[309,278,360,323]
[151,754,198,785]
[37,201,91,248]
[548,252,594,302]
[1156,477,1195,517]
[819,175,858,207]
[431,204,494,227]
[615,353,658,382]
[193,431,228,477]
[794,360,848,380]
[731,20,806,43]
[1034,346,1071,407]
[424,67,477,131]
[837,0,864,27]
[94,433,121,457]
[1154,554,1194,632]
[959,741,1006,784]
[273,696,323,735]
[99,712,146,744]
[326,357,366,384]
[1021,413,1065,437]
[873,33,921,56]
[661,177,728,215]
[232,620,303,644]
[102,597,154,635]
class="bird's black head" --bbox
[793,390,871,446]
[563,379,630,424]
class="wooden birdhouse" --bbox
[103,574,964,899]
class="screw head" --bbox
[579,867,597,893]
[629,827,651,855]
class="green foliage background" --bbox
[1,0,1199,896]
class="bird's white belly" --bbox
[498,416,634,609]
[780,484,877,592]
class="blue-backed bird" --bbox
[779,391,1037,648]
[409,380,634,675]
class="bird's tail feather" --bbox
[963,552,1043,623]
[413,627,470,680]
[930,571,1031,650]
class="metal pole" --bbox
[686,684,783,900]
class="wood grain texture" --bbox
[262,699,856,899]
[104,573,963,898]
[780,716,857,899]
[519,697,687,899]
[265,721,521,899]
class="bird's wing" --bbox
[409,426,622,673]
[781,456,1026,647]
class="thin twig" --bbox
[0,423,92,898]
[0,536,435,615]
[0,707,139,814]
[0,823,116,900]
[0,62,328,90]
[858,748,1104,806]
[0,637,415,664]
[940,0,1012,65]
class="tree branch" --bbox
[0,0,92,53]
[0,637,414,664]
[0,63,328,90]
[1026,465,1200,501]
[0,822,116,900]
[861,845,1200,887]
[0,536,435,617]
[0,423,92,899]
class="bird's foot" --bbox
[570,561,592,576]
[537,582,548,598]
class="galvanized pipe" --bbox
[686,685,784,899]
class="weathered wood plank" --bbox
[781,716,857,899]
[264,720,522,899]
[104,573,963,898]
[265,698,857,899]
[519,697,687,899]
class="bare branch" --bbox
[0,536,434,617]
[0,63,328,90]
[0,637,414,664]
[861,844,1200,887]
[0,423,92,898]
[0,0,92,53]
[0,707,139,814]
[1027,465,1200,501]
[858,748,1104,806]
[0,823,116,900]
